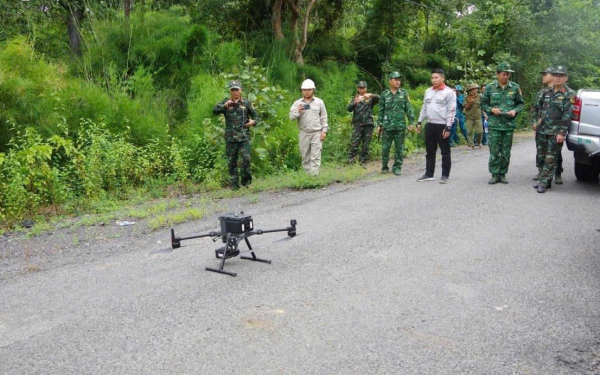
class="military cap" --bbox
[455,84,463,91]
[466,83,479,91]
[356,80,368,87]
[496,62,515,73]
[553,65,568,75]
[539,67,554,75]
[388,71,402,79]
[228,80,242,90]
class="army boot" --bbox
[554,174,563,184]
[488,174,500,184]
[499,175,509,184]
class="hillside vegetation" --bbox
[1,0,599,227]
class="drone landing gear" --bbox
[240,237,271,264]
[205,235,271,277]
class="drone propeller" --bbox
[271,232,304,244]
[150,243,193,255]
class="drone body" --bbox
[170,212,297,277]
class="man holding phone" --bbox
[213,80,259,189]
[289,79,328,175]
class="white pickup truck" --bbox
[566,89,600,181]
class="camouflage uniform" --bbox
[347,82,380,164]
[377,73,415,174]
[532,67,556,176]
[480,63,525,179]
[533,75,574,188]
[212,81,260,189]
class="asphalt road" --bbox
[1,136,600,374]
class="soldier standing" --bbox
[532,67,555,181]
[463,83,483,149]
[481,62,525,184]
[212,80,259,189]
[450,84,468,147]
[532,66,574,193]
[377,71,415,176]
[347,81,380,167]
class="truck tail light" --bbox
[572,96,582,133]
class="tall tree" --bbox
[272,0,285,40]
[57,0,86,55]
[285,0,318,65]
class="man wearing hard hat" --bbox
[289,79,329,175]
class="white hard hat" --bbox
[301,79,316,90]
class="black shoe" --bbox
[417,174,434,182]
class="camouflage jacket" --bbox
[480,80,525,130]
[377,89,415,130]
[534,85,575,136]
[347,94,380,125]
[531,87,551,131]
[213,98,260,142]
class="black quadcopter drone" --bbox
[169,212,297,277]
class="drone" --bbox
[169,212,297,277]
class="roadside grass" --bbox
[4,163,389,237]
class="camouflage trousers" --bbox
[348,123,374,164]
[537,134,564,186]
[226,141,252,189]
[536,131,563,174]
[381,129,406,173]
[488,129,513,175]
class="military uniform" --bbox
[347,81,380,165]
[377,72,415,175]
[532,67,556,178]
[212,81,260,189]
[451,85,468,146]
[533,66,574,191]
[463,83,483,148]
[480,63,525,183]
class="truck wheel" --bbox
[574,159,599,181]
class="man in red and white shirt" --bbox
[414,69,456,184]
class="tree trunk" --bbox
[286,0,317,65]
[124,0,131,18]
[285,0,301,61]
[65,5,84,55]
[272,0,284,40]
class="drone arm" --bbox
[252,219,297,237]
[176,231,220,241]
[171,228,221,248]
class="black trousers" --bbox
[425,123,451,178]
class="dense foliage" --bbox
[1,0,599,225]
